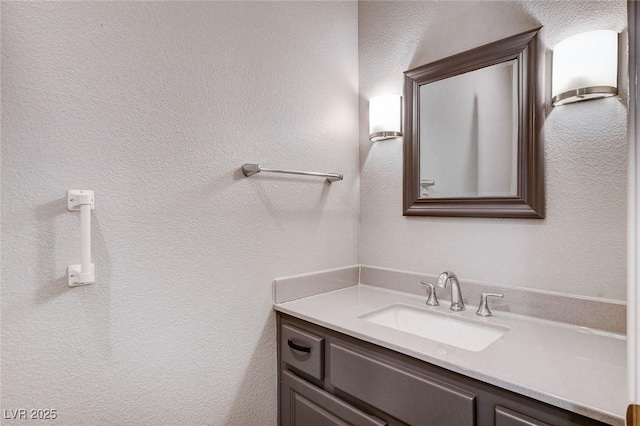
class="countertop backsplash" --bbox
[274,264,626,334]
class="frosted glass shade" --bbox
[552,30,618,106]
[369,95,402,141]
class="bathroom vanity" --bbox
[274,285,626,426]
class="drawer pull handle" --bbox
[287,339,311,353]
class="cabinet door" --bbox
[281,371,387,426]
[495,406,551,426]
[330,343,477,426]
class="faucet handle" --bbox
[476,292,504,317]
[420,281,440,306]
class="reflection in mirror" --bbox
[403,28,544,218]
[419,60,518,198]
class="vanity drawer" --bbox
[281,324,324,381]
[329,343,476,426]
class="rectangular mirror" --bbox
[403,28,544,218]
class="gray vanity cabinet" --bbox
[278,313,610,426]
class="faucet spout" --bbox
[436,271,465,311]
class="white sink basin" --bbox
[359,304,508,352]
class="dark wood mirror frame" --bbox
[403,28,545,218]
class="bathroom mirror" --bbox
[403,28,544,218]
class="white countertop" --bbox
[274,285,627,425]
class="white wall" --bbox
[1,1,630,423]
[359,1,628,301]
[1,2,359,424]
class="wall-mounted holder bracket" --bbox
[67,190,94,212]
[68,263,95,287]
[67,190,95,287]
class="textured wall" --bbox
[1,2,358,424]
[359,1,628,301]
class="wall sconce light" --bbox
[369,95,403,141]
[552,30,618,106]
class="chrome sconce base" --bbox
[552,86,618,106]
[369,131,403,142]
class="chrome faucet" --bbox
[436,271,465,311]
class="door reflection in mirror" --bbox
[419,60,518,198]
